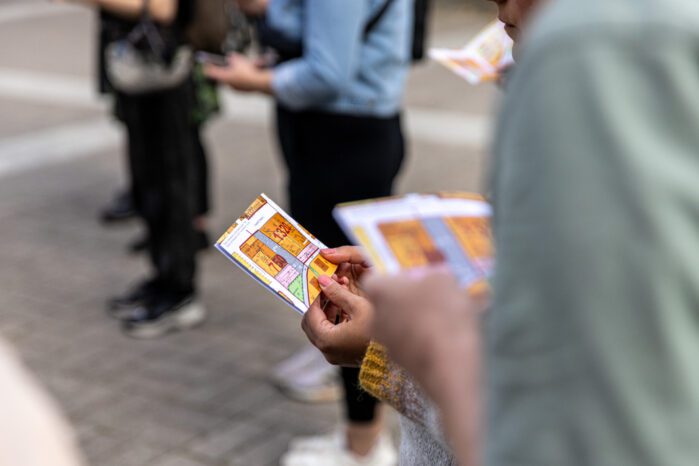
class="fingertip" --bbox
[318,275,333,288]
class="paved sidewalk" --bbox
[0,2,496,465]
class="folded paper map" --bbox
[216,194,337,314]
[334,193,493,292]
[429,20,514,85]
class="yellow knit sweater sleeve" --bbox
[359,341,427,425]
[359,342,402,406]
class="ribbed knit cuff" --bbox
[359,342,403,406]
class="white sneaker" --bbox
[280,431,397,466]
[270,345,342,403]
[287,428,344,452]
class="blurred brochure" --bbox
[216,194,337,314]
[334,193,493,293]
[429,20,514,85]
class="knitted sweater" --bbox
[360,343,457,465]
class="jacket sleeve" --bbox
[271,0,368,110]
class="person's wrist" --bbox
[352,338,371,367]
[241,69,272,94]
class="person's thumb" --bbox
[318,275,363,316]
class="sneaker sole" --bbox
[123,301,206,339]
[276,383,343,404]
[107,305,142,320]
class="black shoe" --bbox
[100,191,137,223]
[128,231,210,255]
[122,293,206,339]
[107,280,159,319]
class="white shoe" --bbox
[287,428,344,452]
[280,431,397,466]
[270,345,342,403]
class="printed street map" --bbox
[216,194,337,314]
[334,192,493,293]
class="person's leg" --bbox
[145,85,197,297]
[107,93,163,313]
[341,366,384,456]
[121,83,204,337]
[125,123,211,255]
[191,124,211,250]
[192,124,210,221]
[100,97,138,223]
[277,106,405,460]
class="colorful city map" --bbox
[334,193,493,293]
[216,194,337,314]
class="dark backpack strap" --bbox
[262,0,396,62]
[411,0,431,61]
[363,0,396,39]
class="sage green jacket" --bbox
[487,0,699,464]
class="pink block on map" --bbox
[277,265,300,287]
[298,244,319,263]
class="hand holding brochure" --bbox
[333,193,493,293]
[216,194,337,314]
[429,20,514,85]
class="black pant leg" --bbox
[119,93,143,216]
[125,84,197,296]
[341,366,380,423]
[192,125,210,217]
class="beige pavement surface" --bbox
[0,1,498,465]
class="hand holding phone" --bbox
[195,52,229,67]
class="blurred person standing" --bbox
[126,64,219,255]
[64,0,206,338]
[98,9,217,257]
[205,0,414,464]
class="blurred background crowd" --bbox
[0,0,494,464]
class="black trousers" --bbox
[192,125,211,217]
[122,124,209,217]
[120,82,197,296]
[276,104,405,423]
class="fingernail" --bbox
[321,248,335,255]
[318,275,333,287]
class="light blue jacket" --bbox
[268,0,412,117]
